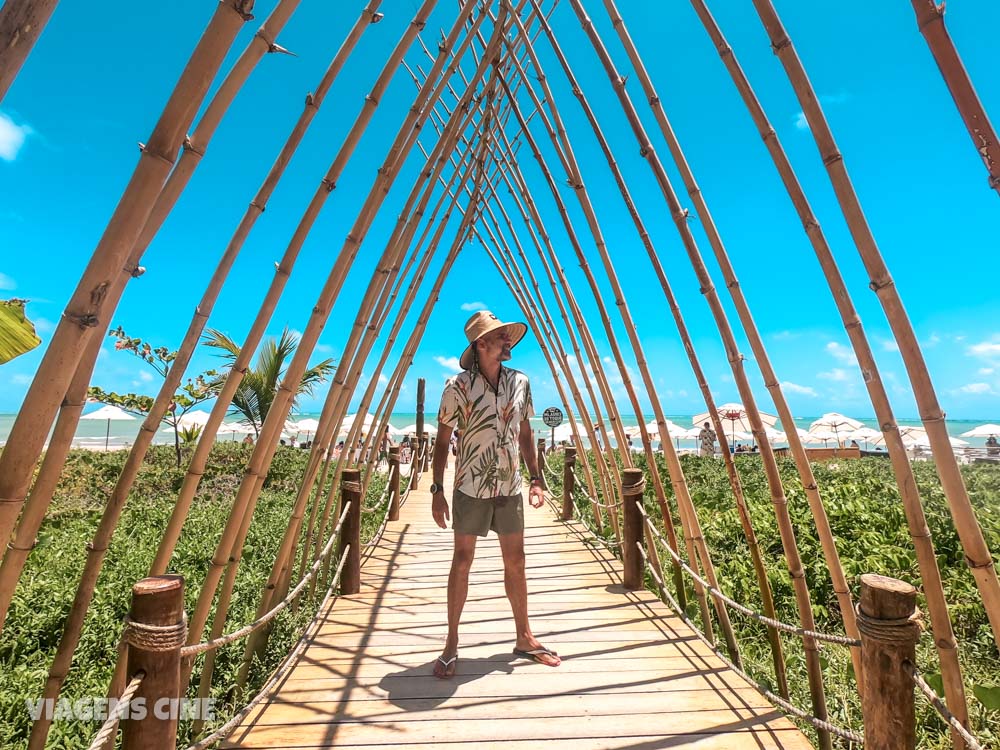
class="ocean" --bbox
[0,412,995,450]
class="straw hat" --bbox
[459,310,528,370]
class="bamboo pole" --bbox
[461,25,632,518]
[148,0,437,578]
[750,0,1000,657]
[0,0,60,103]
[687,0,966,724]
[260,6,495,575]
[563,0,828,733]
[910,0,999,196]
[236,115,487,682]
[0,0,354,637]
[538,0,792,692]
[0,0,253,557]
[411,60,614,533]
[182,7,509,688]
[498,45,726,648]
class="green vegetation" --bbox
[546,452,1000,749]
[0,298,41,364]
[0,443,390,747]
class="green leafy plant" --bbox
[87,326,218,466]
[202,327,334,439]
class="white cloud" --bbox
[826,341,858,366]
[818,368,849,382]
[315,343,333,354]
[957,382,995,395]
[132,370,154,387]
[460,301,486,311]
[0,112,33,161]
[771,330,799,340]
[11,373,32,385]
[879,338,900,352]
[924,334,941,348]
[978,367,995,376]
[781,381,817,397]
[793,112,809,131]
[968,341,1000,359]
[34,316,54,334]
[0,272,15,290]
[793,94,849,132]
[434,355,462,373]
[378,373,388,384]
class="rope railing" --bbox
[636,502,860,647]
[85,671,145,750]
[904,661,986,750]
[187,544,352,750]
[636,543,864,745]
[361,480,391,513]
[180,503,352,658]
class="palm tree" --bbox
[203,327,335,439]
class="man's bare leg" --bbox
[498,531,560,666]
[434,532,477,678]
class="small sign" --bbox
[542,407,563,427]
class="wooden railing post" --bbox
[421,431,430,472]
[562,446,576,521]
[339,469,362,595]
[858,574,919,750]
[388,446,400,522]
[122,575,184,750]
[621,468,645,590]
[536,437,547,490]
[409,440,420,491]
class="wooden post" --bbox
[415,377,425,452]
[858,574,920,750]
[339,469,362,595]
[621,468,645,590]
[409,439,420,491]
[388,446,400,522]
[421,431,430,472]
[121,575,184,750]
[536,437,547,490]
[562,446,576,520]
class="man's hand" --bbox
[528,481,545,509]
[432,492,450,529]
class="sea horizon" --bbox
[2,411,996,450]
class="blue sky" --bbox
[1,0,998,422]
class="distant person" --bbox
[242,434,254,445]
[849,439,860,450]
[987,435,999,456]
[698,422,716,457]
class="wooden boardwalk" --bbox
[224,466,813,749]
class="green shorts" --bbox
[452,488,524,537]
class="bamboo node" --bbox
[230,0,254,22]
[269,43,295,57]
[126,265,146,278]
[965,555,997,571]
[823,151,843,167]
[868,277,895,293]
[770,37,791,55]
[86,542,108,553]
[718,44,733,58]
[250,200,266,213]
[64,311,99,328]
[7,538,38,552]
[321,178,337,192]
[369,12,384,24]
[182,135,205,157]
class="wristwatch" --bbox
[429,482,443,495]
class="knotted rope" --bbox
[124,614,188,651]
[854,603,923,643]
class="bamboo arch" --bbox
[1,2,996,749]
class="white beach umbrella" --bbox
[847,427,881,449]
[960,423,1000,438]
[763,426,787,445]
[224,421,257,441]
[691,403,778,445]
[807,428,841,446]
[176,409,212,428]
[81,404,136,450]
[398,422,438,437]
[810,412,864,447]
[872,425,928,448]
[797,428,827,445]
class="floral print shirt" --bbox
[438,366,534,499]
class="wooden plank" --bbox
[226,465,812,750]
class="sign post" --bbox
[542,406,564,452]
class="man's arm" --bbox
[518,418,545,508]
[431,421,454,528]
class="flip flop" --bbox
[434,653,458,679]
[512,646,559,665]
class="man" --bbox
[698,421,716,457]
[430,310,561,678]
